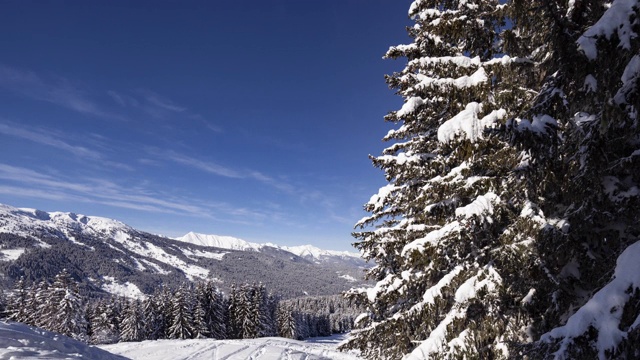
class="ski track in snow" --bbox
[0,321,358,360]
[100,335,360,360]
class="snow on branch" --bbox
[404,265,502,359]
[437,102,506,143]
[541,240,640,360]
[512,114,558,134]
[455,192,499,223]
[401,221,461,256]
[409,55,482,69]
[415,67,488,90]
[577,0,639,60]
[614,54,640,105]
[365,184,402,213]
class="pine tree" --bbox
[0,289,6,319]
[345,0,640,358]
[27,280,49,327]
[193,280,227,339]
[341,0,560,358]
[89,299,120,345]
[120,299,144,342]
[167,286,194,340]
[523,1,640,358]
[277,304,298,339]
[155,285,173,339]
[226,284,241,339]
[204,281,227,339]
[250,283,273,338]
[6,277,29,323]
[40,269,87,341]
[192,288,209,339]
[240,284,258,339]
[140,296,162,340]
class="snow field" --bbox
[100,334,360,360]
[0,321,360,360]
[0,321,126,360]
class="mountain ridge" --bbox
[175,232,361,262]
[0,202,369,298]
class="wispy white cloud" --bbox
[148,149,351,226]
[0,122,101,159]
[107,90,139,108]
[189,114,223,134]
[159,150,243,178]
[139,90,186,112]
[0,163,265,220]
[204,121,224,133]
[247,170,296,194]
[0,121,133,171]
[0,63,120,119]
[108,89,187,119]
[0,185,78,202]
[149,149,300,194]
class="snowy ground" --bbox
[0,321,360,360]
[100,334,360,360]
[0,321,126,359]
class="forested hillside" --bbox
[344,0,640,359]
[0,204,369,299]
[1,270,361,345]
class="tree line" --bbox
[1,269,359,344]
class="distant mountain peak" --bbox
[176,232,263,252]
[174,232,361,261]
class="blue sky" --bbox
[0,1,411,251]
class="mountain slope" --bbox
[0,203,369,298]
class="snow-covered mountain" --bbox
[176,232,362,263]
[0,203,369,298]
[0,204,132,245]
[176,232,262,252]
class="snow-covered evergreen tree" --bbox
[251,283,275,338]
[524,1,640,358]
[155,285,173,339]
[6,277,29,323]
[226,284,241,339]
[27,280,49,327]
[239,284,258,339]
[192,291,209,339]
[203,281,227,339]
[38,269,87,341]
[341,0,560,358]
[88,299,120,345]
[277,304,298,339]
[344,0,640,358]
[120,299,144,342]
[0,288,6,319]
[140,296,162,341]
[167,286,194,339]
